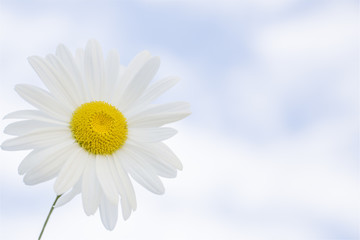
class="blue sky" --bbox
[0,0,358,239]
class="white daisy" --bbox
[2,39,190,230]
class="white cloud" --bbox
[255,1,358,67]
[222,0,358,142]
[136,0,300,15]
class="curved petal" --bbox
[18,140,74,175]
[106,154,137,217]
[128,141,183,170]
[74,48,91,102]
[123,76,180,118]
[105,49,120,102]
[121,146,165,194]
[54,147,87,194]
[113,152,137,210]
[4,110,67,125]
[2,128,72,151]
[4,120,65,136]
[129,101,190,117]
[15,84,72,122]
[135,76,179,107]
[55,44,87,100]
[82,154,101,215]
[56,44,82,80]
[84,39,106,100]
[75,48,85,75]
[127,102,191,127]
[120,196,131,220]
[28,56,77,107]
[24,163,61,185]
[126,142,177,178]
[110,50,151,107]
[119,56,160,111]
[23,142,75,185]
[19,150,44,175]
[55,180,82,207]
[45,54,82,107]
[127,127,177,143]
[99,194,118,231]
[96,155,119,205]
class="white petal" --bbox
[82,154,101,215]
[155,142,183,170]
[56,45,84,92]
[126,143,177,178]
[75,48,85,75]
[99,194,118,231]
[2,128,72,151]
[54,147,87,194]
[113,152,137,210]
[107,156,125,195]
[106,154,137,217]
[110,50,151,106]
[127,102,191,127]
[4,110,67,125]
[18,140,74,175]
[84,39,106,100]
[4,120,64,136]
[129,141,183,170]
[131,102,191,118]
[24,165,61,185]
[23,143,75,185]
[120,197,131,220]
[28,56,77,107]
[19,150,43,175]
[148,159,177,178]
[55,180,82,207]
[96,155,119,204]
[119,56,160,111]
[74,48,91,102]
[45,54,82,107]
[128,127,177,143]
[121,146,165,194]
[56,44,80,77]
[132,101,190,116]
[128,112,190,128]
[56,45,88,103]
[105,50,120,96]
[15,84,72,122]
[135,76,179,106]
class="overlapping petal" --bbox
[127,127,177,143]
[99,194,118,231]
[23,143,75,185]
[81,154,101,215]
[15,84,72,121]
[2,128,72,151]
[127,102,191,127]
[121,145,165,194]
[84,40,106,101]
[54,147,87,194]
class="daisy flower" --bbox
[2,40,190,231]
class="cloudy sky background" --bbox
[0,0,359,239]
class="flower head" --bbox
[2,40,190,230]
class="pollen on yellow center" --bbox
[70,101,128,155]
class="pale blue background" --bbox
[0,0,359,239]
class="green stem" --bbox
[38,195,62,240]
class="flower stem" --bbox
[38,195,62,240]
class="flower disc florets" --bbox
[70,101,128,155]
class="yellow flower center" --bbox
[70,101,128,155]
